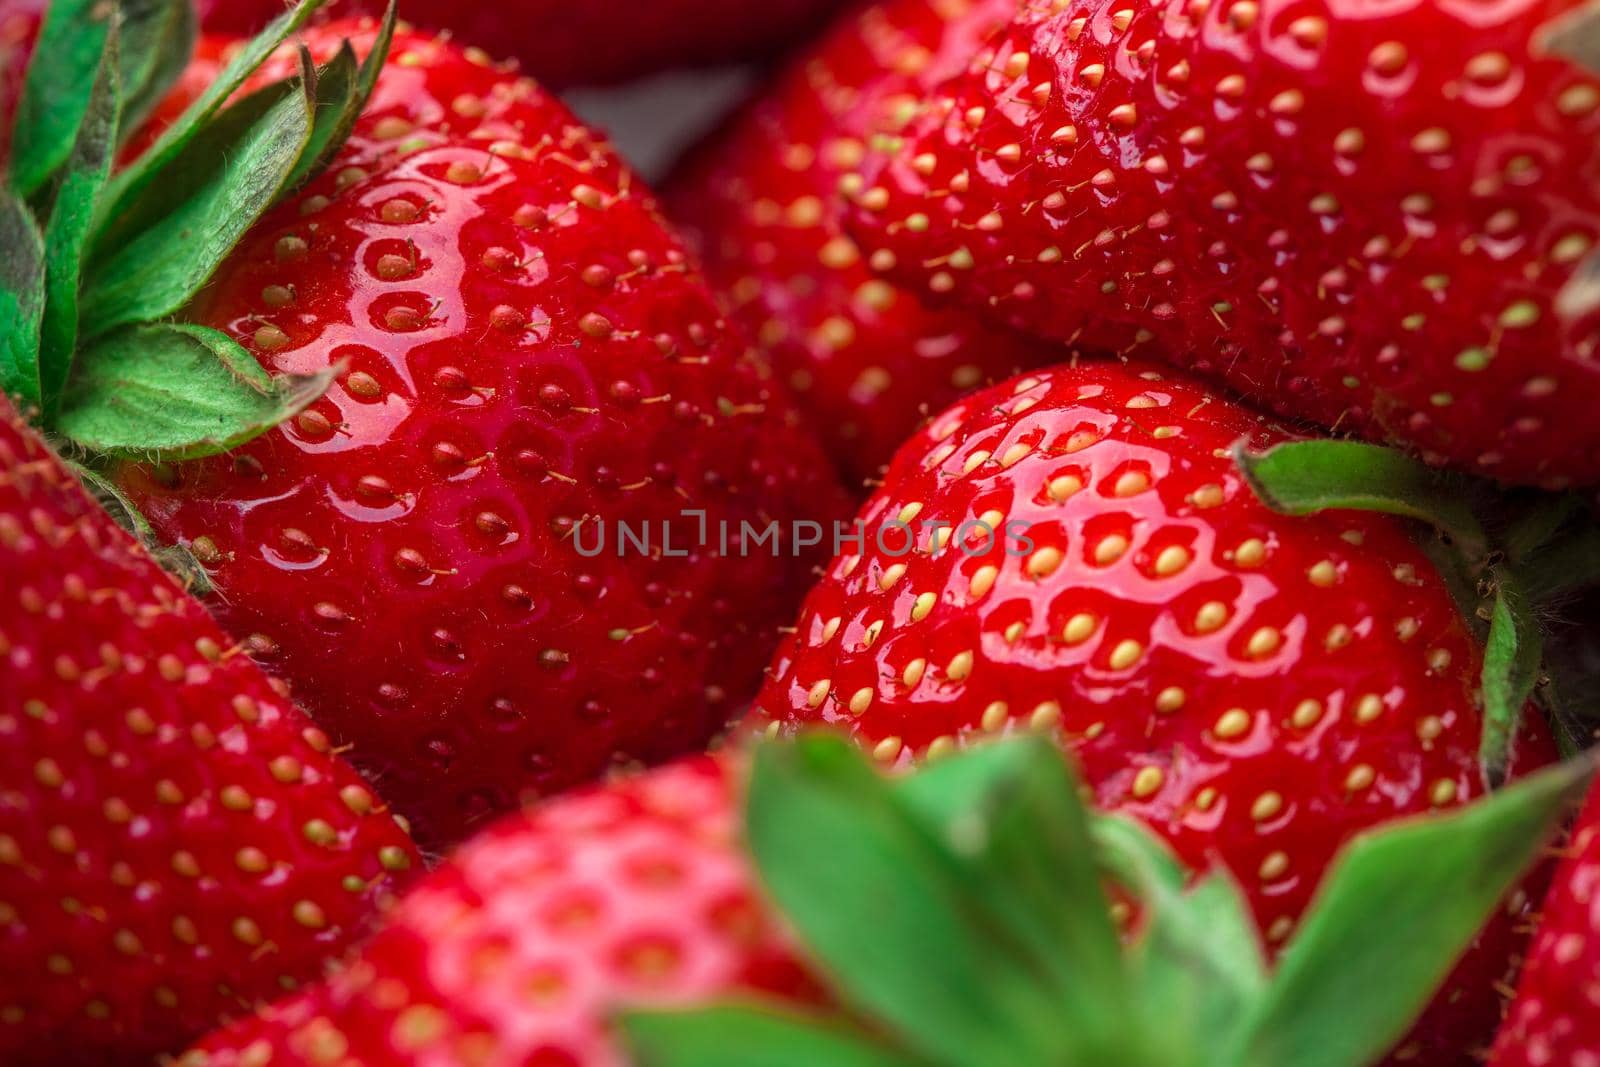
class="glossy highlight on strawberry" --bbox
[117,22,848,851]
[755,361,1555,1062]
[176,756,818,1067]
[667,0,1059,485]
[0,398,419,1067]
[849,0,1600,488]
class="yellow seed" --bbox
[1430,779,1458,806]
[1062,613,1098,644]
[1251,792,1283,821]
[1094,534,1130,565]
[1291,699,1324,729]
[1417,716,1443,742]
[1194,601,1229,633]
[879,563,907,590]
[1030,701,1062,730]
[1354,694,1384,723]
[1027,547,1064,579]
[926,736,957,760]
[1191,483,1225,508]
[981,701,1010,732]
[1245,627,1283,658]
[1048,474,1084,502]
[911,592,937,622]
[1108,639,1144,670]
[820,616,842,643]
[1214,708,1252,739]
[1155,687,1186,714]
[1308,560,1337,587]
[1154,545,1191,576]
[968,566,999,599]
[1113,469,1150,497]
[1131,766,1165,799]
[1345,764,1376,792]
[848,688,874,716]
[902,659,927,687]
[873,737,904,762]
[946,650,974,682]
[1234,538,1267,567]
[1324,624,1353,650]
[1194,787,1218,811]
[806,679,831,709]
[1259,852,1290,881]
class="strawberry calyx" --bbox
[0,0,395,460]
[622,733,1590,1067]
[1234,439,1600,783]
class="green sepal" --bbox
[621,1004,930,1067]
[1479,567,1544,786]
[113,0,199,142]
[1229,755,1591,1067]
[0,189,46,408]
[69,461,214,596]
[38,22,122,419]
[82,65,315,339]
[891,741,1132,1058]
[1233,439,1488,562]
[55,322,335,460]
[1092,816,1267,1067]
[746,734,1101,1067]
[281,1,397,197]
[8,0,114,199]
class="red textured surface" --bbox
[668,0,1062,486]
[1491,782,1600,1066]
[849,0,1600,488]
[195,0,851,87]
[0,399,419,1067]
[755,361,1556,1062]
[179,757,819,1067]
[117,23,847,851]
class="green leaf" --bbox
[746,735,1095,1067]
[114,0,198,139]
[39,22,121,418]
[1231,757,1593,1067]
[1233,440,1488,563]
[0,189,46,407]
[55,322,335,459]
[892,739,1132,1056]
[1091,815,1267,1067]
[9,0,113,198]
[96,0,325,227]
[1479,566,1544,787]
[281,2,397,196]
[82,72,314,338]
[621,1004,930,1067]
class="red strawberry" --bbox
[666,0,1066,485]
[846,0,1600,488]
[1491,781,1600,1064]
[0,398,419,1067]
[175,755,818,1067]
[196,0,851,87]
[115,21,847,850]
[0,0,43,162]
[753,360,1556,1061]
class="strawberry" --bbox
[195,0,851,87]
[0,397,419,1067]
[100,19,846,849]
[753,360,1557,1061]
[1491,781,1600,1064]
[177,754,818,1067]
[0,0,42,162]
[666,0,1065,485]
[176,734,1584,1067]
[846,0,1600,488]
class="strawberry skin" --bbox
[1491,782,1600,1064]
[117,23,847,851]
[176,756,818,1067]
[0,399,419,1067]
[848,0,1600,488]
[0,0,42,164]
[197,0,850,86]
[667,0,1062,485]
[754,361,1555,1061]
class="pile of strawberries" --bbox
[5,0,1600,1064]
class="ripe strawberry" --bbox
[114,21,847,850]
[176,755,818,1067]
[0,398,419,1067]
[1491,781,1600,1064]
[0,0,42,162]
[847,0,1600,488]
[196,0,851,86]
[753,361,1556,1061]
[666,0,1066,485]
